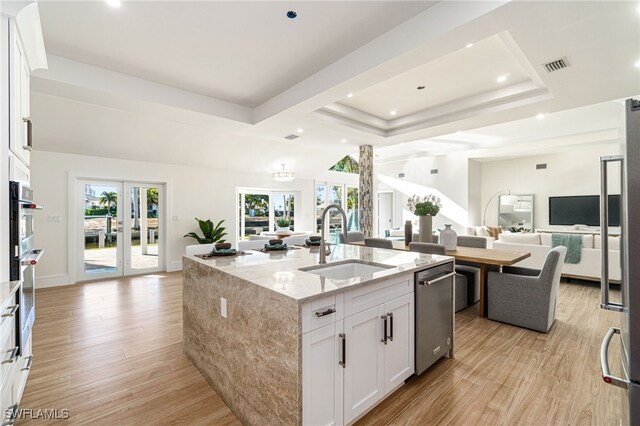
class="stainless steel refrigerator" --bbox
[599,98,640,425]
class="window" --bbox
[316,182,360,242]
[238,189,298,241]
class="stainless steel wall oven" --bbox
[9,181,44,355]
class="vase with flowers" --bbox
[407,194,442,243]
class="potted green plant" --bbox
[184,218,227,244]
[276,217,291,234]
[407,195,442,243]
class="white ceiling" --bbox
[338,34,532,120]
[30,1,640,176]
[38,1,436,107]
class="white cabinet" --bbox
[9,21,31,167]
[383,293,414,394]
[343,305,385,424]
[302,275,415,426]
[302,321,344,426]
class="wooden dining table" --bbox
[349,240,531,317]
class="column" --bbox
[359,145,373,237]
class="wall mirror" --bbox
[499,194,534,231]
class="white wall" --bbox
[31,150,320,287]
[480,143,623,230]
[375,154,473,235]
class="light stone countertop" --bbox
[184,244,453,303]
[0,280,20,311]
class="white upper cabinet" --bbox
[9,22,31,167]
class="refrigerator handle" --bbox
[600,327,629,389]
[600,155,625,312]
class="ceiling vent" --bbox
[542,57,570,73]
[284,134,300,140]
[430,169,438,175]
[398,173,405,179]
[536,163,548,170]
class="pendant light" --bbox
[272,163,295,182]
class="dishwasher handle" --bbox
[418,271,456,286]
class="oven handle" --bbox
[21,249,45,266]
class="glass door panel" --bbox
[125,184,163,274]
[80,180,123,279]
[316,183,327,234]
[273,193,295,231]
[347,186,359,231]
[328,185,344,243]
[241,193,270,239]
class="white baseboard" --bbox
[167,261,182,272]
[37,274,73,288]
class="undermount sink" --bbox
[300,260,394,280]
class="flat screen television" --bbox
[549,195,621,227]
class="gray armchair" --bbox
[455,236,488,306]
[364,238,394,249]
[487,246,567,332]
[408,242,468,313]
[338,231,365,244]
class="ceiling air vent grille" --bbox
[543,57,570,73]
[284,134,300,140]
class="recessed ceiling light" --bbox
[466,43,474,48]
[286,10,297,19]
[417,85,426,90]
[536,113,545,120]
[496,75,508,83]
[347,92,354,98]
[297,128,304,133]
[105,0,121,7]
[455,131,463,135]
[389,110,397,116]
[341,139,347,143]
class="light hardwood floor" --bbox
[21,273,624,425]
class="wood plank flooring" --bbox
[20,273,624,425]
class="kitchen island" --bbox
[183,244,453,426]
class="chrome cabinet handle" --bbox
[388,312,394,342]
[600,327,629,389]
[381,315,388,344]
[600,155,626,312]
[2,305,19,318]
[22,117,32,151]
[2,403,19,426]
[21,355,33,371]
[2,347,19,364]
[314,308,336,318]
[339,333,346,368]
[418,271,456,286]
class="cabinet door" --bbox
[343,305,385,424]
[9,24,30,166]
[383,293,414,394]
[302,321,344,426]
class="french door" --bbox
[78,180,164,281]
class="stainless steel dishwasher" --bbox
[415,261,455,375]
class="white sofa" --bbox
[492,232,621,282]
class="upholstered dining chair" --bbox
[455,235,488,307]
[338,231,365,244]
[408,242,468,312]
[487,246,567,332]
[364,238,394,249]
